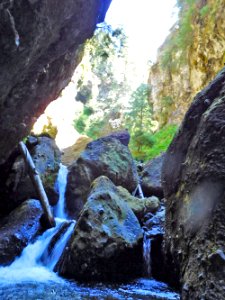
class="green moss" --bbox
[41,172,57,188]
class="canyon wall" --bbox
[0,0,111,164]
[149,0,225,127]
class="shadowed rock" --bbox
[162,67,225,298]
[141,153,165,199]
[2,136,61,214]
[0,199,42,265]
[0,0,111,165]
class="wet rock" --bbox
[40,220,74,268]
[58,176,143,281]
[162,67,225,297]
[141,153,165,199]
[65,136,138,219]
[143,206,166,282]
[0,199,42,265]
[5,136,61,210]
[0,0,112,165]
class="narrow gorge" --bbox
[1,1,225,300]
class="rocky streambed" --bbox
[0,132,179,299]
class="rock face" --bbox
[2,136,61,214]
[0,0,111,165]
[0,199,42,265]
[162,67,225,298]
[65,136,138,219]
[149,0,225,126]
[141,153,165,199]
[58,176,143,281]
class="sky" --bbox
[105,0,178,64]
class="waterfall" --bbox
[54,163,69,219]
[0,164,75,283]
[0,220,63,282]
[143,232,152,277]
[45,221,75,271]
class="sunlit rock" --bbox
[149,0,225,126]
[116,186,160,222]
[65,136,138,219]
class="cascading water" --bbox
[143,232,152,277]
[54,163,69,219]
[0,164,75,283]
[45,220,75,271]
[0,164,180,299]
[142,206,166,279]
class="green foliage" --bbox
[85,119,106,139]
[74,117,86,134]
[146,125,178,160]
[74,105,95,134]
[124,83,154,160]
[74,24,130,138]
[200,5,210,18]
[161,0,197,69]
[83,106,94,116]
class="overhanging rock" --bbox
[0,0,111,164]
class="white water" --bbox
[0,164,74,283]
[54,163,69,219]
[143,232,152,278]
[47,221,75,271]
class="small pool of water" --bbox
[0,277,179,300]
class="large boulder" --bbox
[65,136,139,219]
[141,153,165,199]
[162,67,225,298]
[0,199,42,265]
[4,136,61,212]
[0,0,111,165]
[58,176,143,281]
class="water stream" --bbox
[54,163,69,219]
[0,164,179,299]
[143,232,152,277]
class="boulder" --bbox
[58,176,143,281]
[65,136,138,219]
[0,199,42,265]
[105,130,130,146]
[116,186,160,222]
[141,153,165,198]
[162,67,225,298]
[0,0,111,165]
[5,136,61,210]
